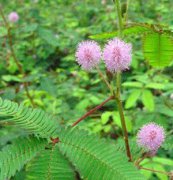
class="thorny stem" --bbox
[0,6,35,107]
[139,167,171,176]
[96,66,114,95]
[72,96,114,127]
[114,0,132,161]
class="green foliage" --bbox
[0,0,173,179]
[143,33,173,67]
[0,137,47,180]
[26,145,75,180]
[125,89,141,109]
[141,90,154,111]
[0,98,59,138]
[90,25,153,40]
[58,128,145,180]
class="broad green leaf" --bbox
[153,157,173,166]
[2,75,21,82]
[141,90,154,111]
[125,89,141,109]
[101,111,112,125]
[152,164,168,180]
[90,25,152,40]
[122,82,143,88]
[146,83,165,90]
[143,33,173,67]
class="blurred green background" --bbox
[0,0,173,179]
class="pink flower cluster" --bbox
[75,41,101,70]
[8,12,19,23]
[75,38,132,72]
[137,123,165,154]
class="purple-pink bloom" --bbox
[137,123,165,152]
[8,12,19,23]
[103,38,132,73]
[75,40,101,71]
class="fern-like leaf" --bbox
[58,128,146,180]
[143,33,173,67]
[114,139,142,161]
[26,145,75,180]
[0,136,47,180]
[0,98,59,137]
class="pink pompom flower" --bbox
[103,38,132,73]
[137,123,165,153]
[75,40,101,71]
[8,12,19,23]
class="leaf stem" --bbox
[0,6,35,107]
[72,96,114,127]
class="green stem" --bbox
[115,0,123,36]
[114,0,132,161]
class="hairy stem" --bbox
[0,6,35,107]
[114,0,132,161]
[72,96,114,127]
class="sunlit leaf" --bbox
[143,33,173,67]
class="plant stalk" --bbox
[114,0,132,161]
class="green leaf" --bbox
[22,23,38,33]
[146,83,165,90]
[141,90,154,111]
[125,90,141,109]
[40,77,57,97]
[101,111,112,125]
[90,25,152,40]
[153,157,173,166]
[0,98,59,138]
[143,33,173,67]
[26,145,75,180]
[58,128,145,180]
[122,82,143,88]
[0,137,47,180]
[38,28,59,47]
[2,75,22,82]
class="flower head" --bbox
[8,12,19,23]
[103,38,132,73]
[137,123,165,152]
[75,40,101,71]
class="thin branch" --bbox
[96,66,114,95]
[0,6,35,107]
[72,96,114,127]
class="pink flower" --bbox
[75,40,101,71]
[137,123,165,153]
[8,12,19,23]
[103,38,132,73]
